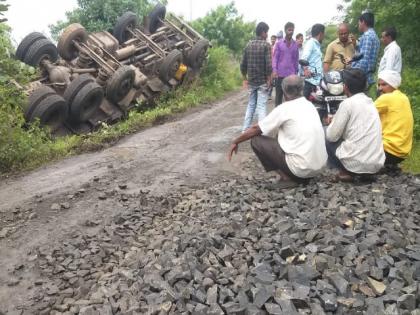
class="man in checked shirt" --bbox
[352,12,380,92]
[240,22,272,132]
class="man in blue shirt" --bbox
[352,12,380,88]
[301,24,325,99]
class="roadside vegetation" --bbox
[0,1,245,174]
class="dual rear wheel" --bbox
[15,32,58,67]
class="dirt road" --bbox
[0,90,254,312]
[1,91,419,314]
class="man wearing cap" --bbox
[272,23,299,106]
[375,70,413,166]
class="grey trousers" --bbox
[250,135,308,183]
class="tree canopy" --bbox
[50,0,166,39]
[343,0,420,67]
[191,2,255,57]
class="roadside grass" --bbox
[402,142,420,174]
[0,46,242,175]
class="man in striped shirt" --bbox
[325,68,385,181]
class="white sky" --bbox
[5,0,345,46]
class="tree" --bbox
[0,0,8,23]
[321,24,339,52]
[50,0,166,40]
[191,2,255,57]
[343,0,420,67]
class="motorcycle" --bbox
[299,53,363,124]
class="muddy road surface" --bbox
[0,90,252,312]
[1,91,420,314]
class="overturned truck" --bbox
[15,4,209,135]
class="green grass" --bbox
[402,142,420,174]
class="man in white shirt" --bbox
[228,75,327,189]
[378,26,402,73]
[325,68,385,182]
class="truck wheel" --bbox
[63,74,95,106]
[15,32,46,61]
[113,12,139,44]
[25,86,57,122]
[106,66,135,103]
[148,4,166,34]
[159,50,182,83]
[57,23,88,61]
[69,81,103,122]
[23,38,58,67]
[186,39,209,69]
[29,94,68,131]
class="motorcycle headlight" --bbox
[327,83,344,96]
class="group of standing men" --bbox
[230,12,413,187]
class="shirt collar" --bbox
[385,40,397,51]
[312,38,320,46]
[335,38,352,46]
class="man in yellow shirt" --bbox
[323,24,355,72]
[375,70,414,165]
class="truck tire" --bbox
[15,32,46,61]
[23,38,58,67]
[57,23,88,61]
[69,81,103,123]
[29,94,68,131]
[113,12,139,44]
[63,74,95,106]
[148,4,166,34]
[159,50,182,83]
[25,86,57,122]
[106,66,135,103]
[186,39,209,69]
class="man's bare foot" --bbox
[276,169,291,181]
[333,170,354,182]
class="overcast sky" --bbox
[5,0,346,46]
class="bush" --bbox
[400,68,420,141]
[201,45,242,93]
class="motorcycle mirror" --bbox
[299,59,309,67]
[352,53,364,62]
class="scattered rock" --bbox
[50,203,60,210]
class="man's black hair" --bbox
[383,26,397,40]
[342,68,366,95]
[311,24,325,37]
[359,12,375,28]
[256,22,269,37]
[296,33,303,39]
[284,22,295,31]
